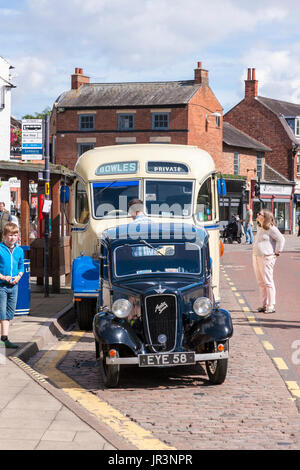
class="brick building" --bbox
[50,62,223,170]
[224,68,300,231]
[220,121,271,226]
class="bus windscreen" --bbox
[145,180,193,217]
[92,181,139,218]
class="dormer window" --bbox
[295,118,300,137]
[285,116,300,137]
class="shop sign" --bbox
[260,184,292,196]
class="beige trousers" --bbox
[252,254,277,307]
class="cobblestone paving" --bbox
[58,273,300,450]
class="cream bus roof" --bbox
[75,144,215,182]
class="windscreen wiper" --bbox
[97,180,118,197]
[140,240,165,256]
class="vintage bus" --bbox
[70,144,221,329]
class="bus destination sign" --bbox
[95,161,138,175]
[147,162,189,173]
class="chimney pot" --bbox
[245,67,258,99]
[194,61,209,86]
[71,68,90,90]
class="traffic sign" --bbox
[21,119,43,160]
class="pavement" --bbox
[0,284,115,450]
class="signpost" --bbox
[21,119,43,161]
[43,115,50,297]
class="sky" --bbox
[1,0,300,119]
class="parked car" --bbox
[93,222,233,387]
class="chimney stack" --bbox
[71,67,90,90]
[194,61,209,86]
[245,67,258,99]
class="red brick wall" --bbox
[222,145,261,180]
[52,80,225,172]
[53,107,190,169]
[224,98,293,180]
[187,86,223,171]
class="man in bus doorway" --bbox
[128,199,149,222]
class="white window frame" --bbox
[295,118,300,137]
[234,152,240,175]
[257,152,263,180]
[0,86,5,109]
[297,153,300,176]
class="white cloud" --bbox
[23,0,289,71]
[10,56,66,116]
[241,47,300,103]
[4,0,299,116]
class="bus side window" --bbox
[75,181,89,224]
[196,178,213,222]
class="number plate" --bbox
[139,352,195,367]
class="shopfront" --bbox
[219,177,247,231]
[253,182,294,233]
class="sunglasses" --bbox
[258,212,264,216]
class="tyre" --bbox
[205,340,229,385]
[99,344,120,388]
[76,299,96,331]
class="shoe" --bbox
[257,306,266,312]
[265,307,276,314]
[3,339,18,349]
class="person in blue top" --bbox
[0,222,24,349]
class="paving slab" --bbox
[0,286,116,450]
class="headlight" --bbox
[112,299,132,318]
[193,297,212,317]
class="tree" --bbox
[22,106,51,119]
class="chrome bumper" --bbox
[106,351,228,365]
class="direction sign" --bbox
[22,119,43,160]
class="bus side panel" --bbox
[208,229,220,303]
[72,256,99,296]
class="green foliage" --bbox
[22,106,51,119]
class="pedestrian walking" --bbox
[244,204,253,244]
[0,202,12,242]
[297,213,300,237]
[0,222,24,349]
[252,209,285,314]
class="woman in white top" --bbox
[252,209,285,314]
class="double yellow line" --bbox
[34,331,176,450]
[221,265,300,401]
